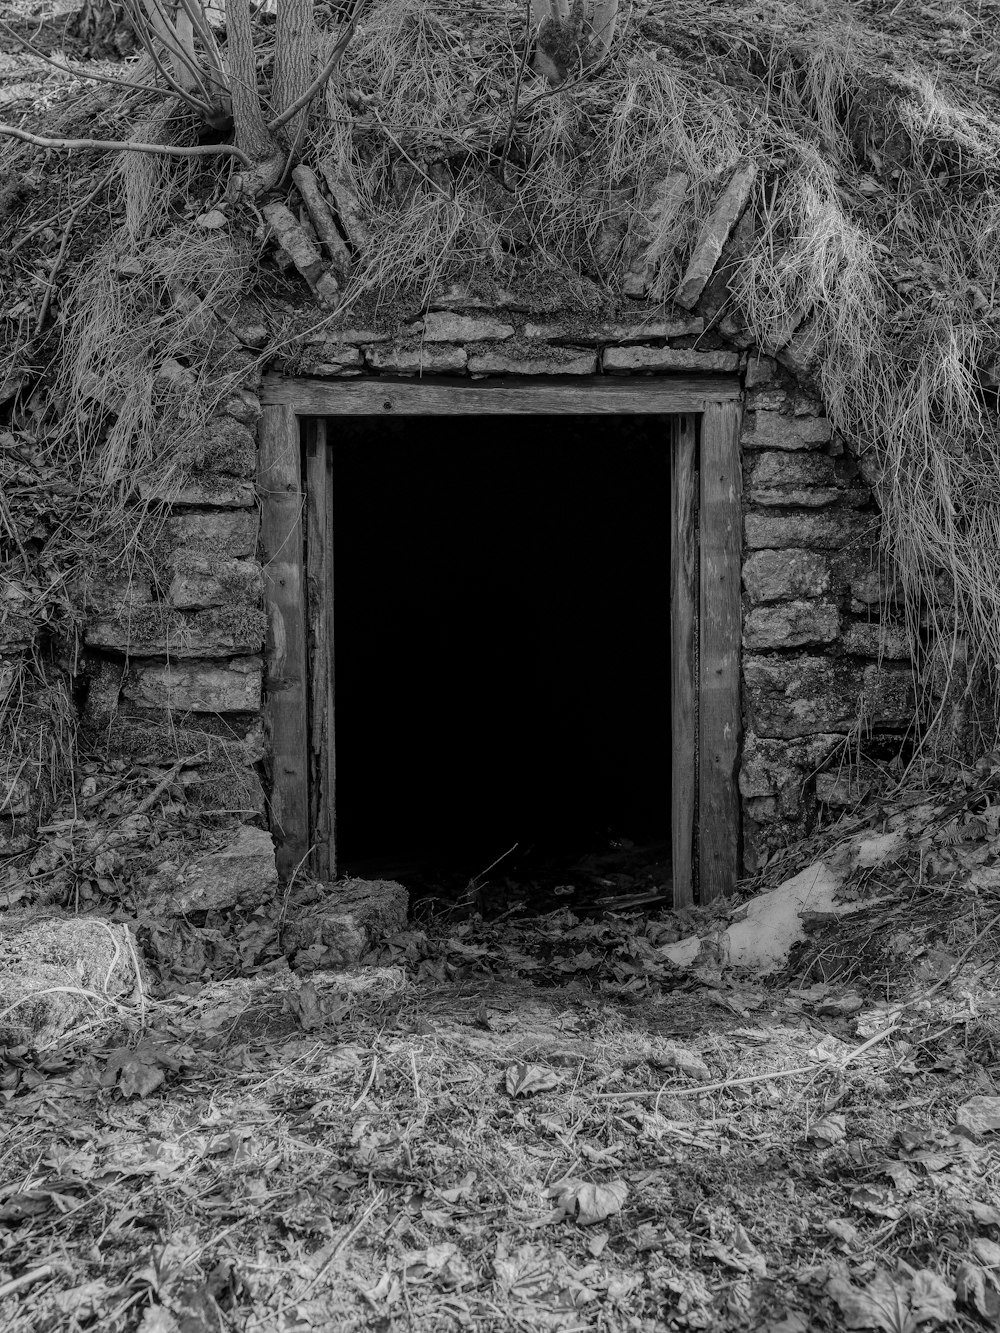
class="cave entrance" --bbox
[258,376,743,905]
[332,415,671,905]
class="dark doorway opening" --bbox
[330,413,672,903]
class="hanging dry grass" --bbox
[3,0,1000,760]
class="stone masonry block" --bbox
[842,621,910,659]
[523,318,704,344]
[300,345,364,373]
[165,512,259,559]
[862,663,914,725]
[168,556,263,610]
[841,555,902,608]
[744,655,913,737]
[82,574,154,615]
[421,313,515,342]
[196,418,256,476]
[139,475,255,508]
[740,731,842,815]
[602,347,739,373]
[220,389,262,426]
[745,511,874,551]
[747,389,788,412]
[124,657,263,714]
[742,550,831,605]
[467,348,598,375]
[744,656,864,738]
[745,452,866,509]
[85,604,266,658]
[745,354,777,388]
[366,344,468,375]
[742,411,832,450]
[743,601,840,651]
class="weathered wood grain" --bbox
[261,375,740,415]
[698,399,743,899]
[305,420,336,881]
[259,404,310,879]
[670,414,698,908]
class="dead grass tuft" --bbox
[3,0,1000,778]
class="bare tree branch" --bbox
[0,124,252,166]
[119,0,216,113]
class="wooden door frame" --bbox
[258,374,743,902]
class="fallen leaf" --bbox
[908,1269,957,1324]
[138,1308,181,1333]
[817,992,864,1017]
[825,1218,860,1247]
[52,1280,109,1317]
[971,1201,1000,1227]
[648,1042,711,1082]
[956,1262,1000,1320]
[971,1237,1000,1267]
[0,1192,54,1222]
[505,1063,560,1097]
[547,1178,627,1226]
[827,1267,955,1330]
[809,1113,846,1145]
[954,1096,1000,1141]
[849,1184,902,1219]
[883,1161,920,1193]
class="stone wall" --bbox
[737,357,910,867]
[69,293,908,880]
[77,343,270,827]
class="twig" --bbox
[497,0,533,184]
[368,103,451,198]
[133,754,201,817]
[34,169,115,337]
[119,0,217,113]
[299,1189,385,1296]
[0,1265,56,1300]
[350,1054,379,1112]
[588,1017,903,1102]
[471,842,519,887]
[0,125,252,166]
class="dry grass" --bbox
[3,0,1000,791]
[306,0,1000,754]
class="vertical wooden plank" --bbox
[670,415,697,908]
[699,399,743,900]
[305,420,336,881]
[259,404,310,879]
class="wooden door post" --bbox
[259,404,310,878]
[698,399,742,899]
[305,420,336,880]
[670,415,697,907]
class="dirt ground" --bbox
[2,824,999,1333]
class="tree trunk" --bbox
[67,0,139,57]
[226,0,283,192]
[531,0,619,84]
[273,0,314,148]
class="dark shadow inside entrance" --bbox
[331,413,672,903]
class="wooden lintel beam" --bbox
[260,374,741,415]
